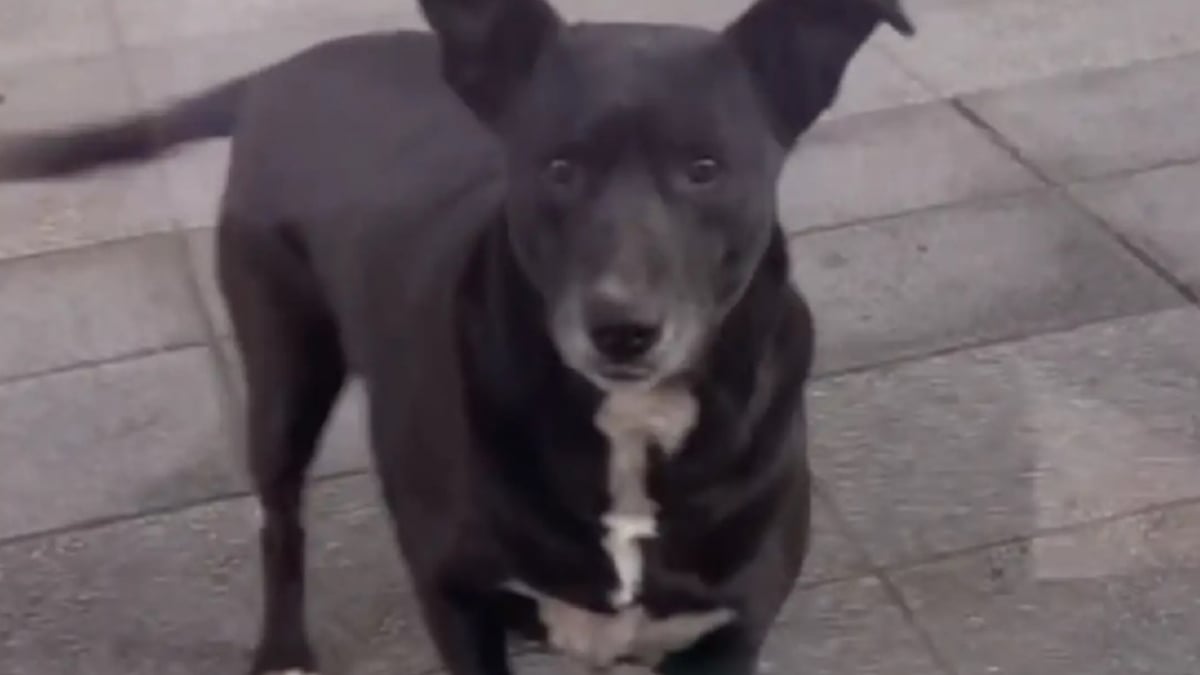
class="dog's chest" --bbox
[507,387,734,668]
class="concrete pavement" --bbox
[1,1,1199,673]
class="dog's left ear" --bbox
[418,0,563,124]
[725,0,915,145]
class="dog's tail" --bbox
[0,76,248,181]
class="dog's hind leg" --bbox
[218,220,346,675]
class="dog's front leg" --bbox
[416,585,512,675]
[655,626,761,675]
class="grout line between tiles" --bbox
[888,40,1200,103]
[878,492,1200,577]
[815,491,1200,675]
[105,0,239,405]
[1060,189,1200,307]
[101,0,247,430]
[872,569,962,675]
[784,181,1047,239]
[0,467,370,553]
[781,149,1200,242]
[813,482,962,675]
[946,97,1054,186]
[872,35,944,102]
[808,299,1194,383]
[0,340,208,389]
[815,478,1200,671]
[947,97,1200,308]
[0,226,194,267]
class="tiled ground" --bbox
[1,1,1198,674]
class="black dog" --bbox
[0,0,913,672]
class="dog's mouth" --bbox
[593,362,657,385]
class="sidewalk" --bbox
[1,1,1199,673]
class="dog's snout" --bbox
[584,294,662,364]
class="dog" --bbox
[0,0,913,672]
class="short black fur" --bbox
[0,0,913,672]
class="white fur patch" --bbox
[262,670,318,675]
[594,386,698,608]
[601,514,657,606]
[506,581,733,669]
[501,386,726,669]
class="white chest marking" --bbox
[507,581,734,669]
[503,387,730,670]
[594,386,698,607]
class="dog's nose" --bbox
[584,296,662,364]
[590,320,661,363]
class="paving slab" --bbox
[126,26,368,106]
[809,307,1200,567]
[0,235,207,381]
[517,576,945,675]
[0,450,869,675]
[110,0,417,49]
[789,190,1181,374]
[0,56,175,259]
[822,45,937,121]
[801,488,873,588]
[963,52,1200,183]
[0,0,115,69]
[185,226,228,335]
[0,55,135,133]
[0,474,437,675]
[778,102,1040,232]
[557,0,749,27]
[0,347,232,542]
[159,140,229,231]
[879,0,1200,96]
[759,576,947,675]
[893,503,1200,675]
[1071,161,1200,294]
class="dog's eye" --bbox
[544,158,582,191]
[683,157,722,187]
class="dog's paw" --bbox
[250,637,317,675]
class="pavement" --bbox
[1,0,1199,673]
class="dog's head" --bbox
[422,0,913,389]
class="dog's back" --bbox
[222,30,496,226]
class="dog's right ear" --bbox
[418,0,563,124]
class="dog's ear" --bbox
[725,0,914,145]
[418,0,563,124]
